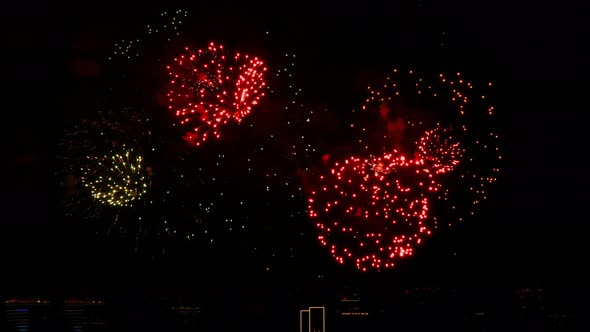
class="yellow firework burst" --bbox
[82,147,150,207]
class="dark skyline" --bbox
[5,0,587,305]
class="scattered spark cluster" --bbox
[81,147,150,207]
[106,165,213,255]
[59,106,153,156]
[166,42,267,146]
[308,69,500,270]
[417,126,462,174]
[108,9,189,61]
[62,173,103,220]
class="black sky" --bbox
[5,0,588,299]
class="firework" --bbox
[67,132,214,251]
[59,108,210,254]
[108,9,189,62]
[166,42,267,146]
[81,147,150,207]
[308,69,500,270]
[307,137,460,271]
[57,105,154,220]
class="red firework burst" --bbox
[166,42,267,146]
[307,129,461,271]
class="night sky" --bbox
[5,0,588,309]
